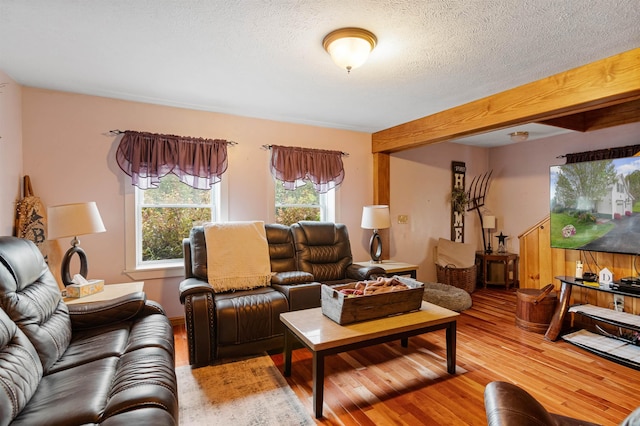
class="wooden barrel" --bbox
[515,284,557,333]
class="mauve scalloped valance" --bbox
[565,144,640,163]
[116,130,229,190]
[270,145,344,193]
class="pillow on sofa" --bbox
[204,221,272,293]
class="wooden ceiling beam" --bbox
[372,48,640,153]
[539,97,640,132]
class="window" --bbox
[274,179,335,225]
[125,174,224,279]
[117,130,230,279]
[135,174,219,266]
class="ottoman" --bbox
[422,281,472,312]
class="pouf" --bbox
[422,281,472,312]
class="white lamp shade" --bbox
[48,202,106,240]
[361,205,391,230]
[483,215,496,229]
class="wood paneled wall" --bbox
[519,216,640,314]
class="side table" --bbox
[63,281,144,304]
[353,260,418,279]
[475,252,518,289]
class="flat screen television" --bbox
[550,155,640,255]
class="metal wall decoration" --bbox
[467,170,493,250]
[451,161,466,242]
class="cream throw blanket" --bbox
[204,221,271,293]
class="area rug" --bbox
[176,355,315,426]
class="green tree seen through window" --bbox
[274,179,322,226]
[139,174,213,262]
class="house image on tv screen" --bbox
[550,156,640,255]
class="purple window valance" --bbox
[565,144,640,164]
[270,145,345,193]
[116,130,229,190]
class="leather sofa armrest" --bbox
[271,271,315,285]
[272,282,321,311]
[142,299,168,316]
[346,264,386,280]
[484,381,599,426]
[179,277,214,304]
[68,291,147,330]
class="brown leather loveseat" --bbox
[0,236,178,425]
[179,221,384,367]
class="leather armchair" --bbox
[291,221,385,285]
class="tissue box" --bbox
[66,279,104,298]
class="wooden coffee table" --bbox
[280,301,459,418]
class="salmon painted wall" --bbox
[20,87,374,320]
[0,71,23,235]
[389,142,489,282]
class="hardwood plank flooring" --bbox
[173,289,640,425]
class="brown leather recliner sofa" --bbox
[484,381,640,426]
[0,236,178,425]
[179,221,384,367]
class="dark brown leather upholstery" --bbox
[180,225,298,367]
[484,381,640,426]
[291,221,385,284]
[265,223,319,311]
[179,222,384,367]
[266,223,298,272]
[0,236,178,426]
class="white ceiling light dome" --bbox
[323,28,377,73]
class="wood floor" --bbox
[173,289,640,425]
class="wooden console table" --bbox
[475,252,518,289]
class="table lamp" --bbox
[483,215,496,253]
[361,205,391,263]
[48,202,106,286]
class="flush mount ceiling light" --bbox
[323,27,377,74]
[509,131,529,143]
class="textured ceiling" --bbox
[0,1,639,146]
